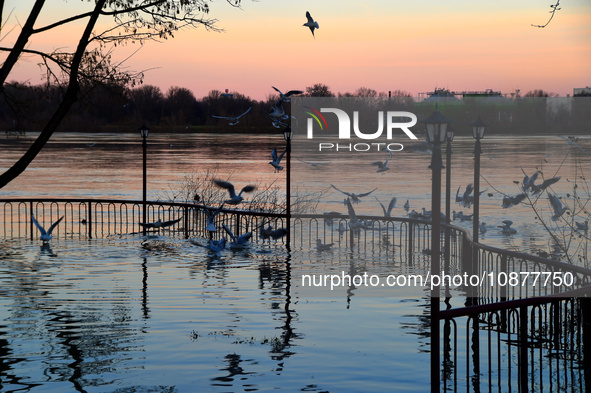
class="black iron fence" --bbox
[1,197,590,392]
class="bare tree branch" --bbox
[532,0,561,28]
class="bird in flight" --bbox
[213,179,256,205]
[303,11,319,38]
[269,148,287,172]
[331,184,377,203]
[205,203,225,232]
[31,214,64,242]
[371,159,389,173]
[375,196,397,217]
[222,224,252,250]
[272,86,304,103]
[140,217,183,229]
[212,107,251,125]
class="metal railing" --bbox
[0,198,285,243]
[1,197,590,392]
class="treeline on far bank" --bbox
[1,81,589,136]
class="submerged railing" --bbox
[1,197,590,392]
[0,198,285,243]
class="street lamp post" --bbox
[140,124,149,236]
[471,117,486,244]
[283,126,293,251]
[444,125,455,273]
[423,108,451,393]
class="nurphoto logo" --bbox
[296,98,420,153]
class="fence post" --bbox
[88,201,93,239]
[184,206,189,239]
[519,305,528,393]
[582,298,591,390]
[407,222,414,266]
[29,201,33,241]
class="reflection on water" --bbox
[1,132,589,391]
[0,236,435,392]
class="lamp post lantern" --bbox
[423,107,451,393]
[471,116,486,244]
[140,124,149,236]
[283,126,293,251]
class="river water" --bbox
[0,132,589,392]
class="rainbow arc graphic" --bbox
[303,106,328,131]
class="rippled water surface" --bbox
[0,132,589,392]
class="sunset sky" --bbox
[4,0,591,100]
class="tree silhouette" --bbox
[0,0,242,189]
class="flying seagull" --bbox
[346,198,371,233]
[272,86,304,103]
[31,214,64,242]
[548,192,568,221]
[260,223,288,240]
[269,148,286,171]
[375,196,397,217]
[205,203,225,232]
[212,107,252,125]
[140,217,183,229]
[371,159,389,173]
[303,11,319,37]
[213,179,256,205]
[330,184,377,203]
[558,135,584,152]
[222,224,252,250]
[297,159,331,167]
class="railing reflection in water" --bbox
[1,198,590,392]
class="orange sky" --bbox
[4,0,591,100]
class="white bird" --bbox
[375,196,396,217]
[502,193,527,209]
[453,211,473,221]
[31,214,64,242]
[206,238,226,258]
[548,193,568,221]
[303,11,319,37]
[371,159,389,173]
[558,135,584,152]
[272,86,304,103]
[140,217,183,229]
[575,220,589,233]
[346,198,370,233]
[269,148,286,171]
[260,224,288,240]
[330,184,377,203]
[316,238,334,252]
[531,176,560,194]
[456,184,474,208]
[498,220,517,235]
[205,203,225,232]
[403,200,410,212]
[222,224,252,250]
[213,179,256,205]
[190,237,226,257]
[479,222,488,234]
[297,159,331,167]
[269,101,288,120]
[522,171,539,192]
[212,107,252,126]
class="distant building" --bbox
[420,88,463,104]
[574,87,591,97]
[220,88,234,98]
